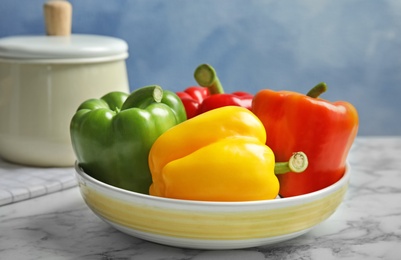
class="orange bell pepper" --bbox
[252,83,358,197]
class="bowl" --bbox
[74,162,350,250]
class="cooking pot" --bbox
[0,1,130,166]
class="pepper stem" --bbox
[194,64,225,94]
[274,152,308,175]
[152,85,163,103]
[121,85,163,110]
[306,82,328,98]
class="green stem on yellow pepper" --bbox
[274,152,308,174]
[306,82,328,98]
[194,64,225,94]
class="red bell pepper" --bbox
[252,83,359,197]
[176,64,253,119]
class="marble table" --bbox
[1,137,400,259]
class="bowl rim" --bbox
[75,161,350,207]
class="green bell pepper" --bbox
[70,85,186,194]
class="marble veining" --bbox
[0,137,400,259]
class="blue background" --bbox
[1,0,400,136]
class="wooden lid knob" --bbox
[44,0,72,36]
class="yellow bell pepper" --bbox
[148,106,308,202]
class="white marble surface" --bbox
[1,137,400,259]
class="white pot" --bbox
[0,34,130,167]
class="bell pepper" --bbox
[252,83,359,197]
[176,64,253,118]
[148,106,308,202]
[70,85,186,194]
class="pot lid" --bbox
[0,1,128,60]
[0,34,128,60]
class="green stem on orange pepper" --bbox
[306,82,328,98]
[194,64,225,94]
[274,152,308,174]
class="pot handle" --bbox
[43,0,72,36]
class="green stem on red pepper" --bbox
[306,82,328,98]
[194,64,225,94]
[274,152,308,174]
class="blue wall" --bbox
[1,0,400,135]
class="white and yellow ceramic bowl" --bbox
[75,163,350,249]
